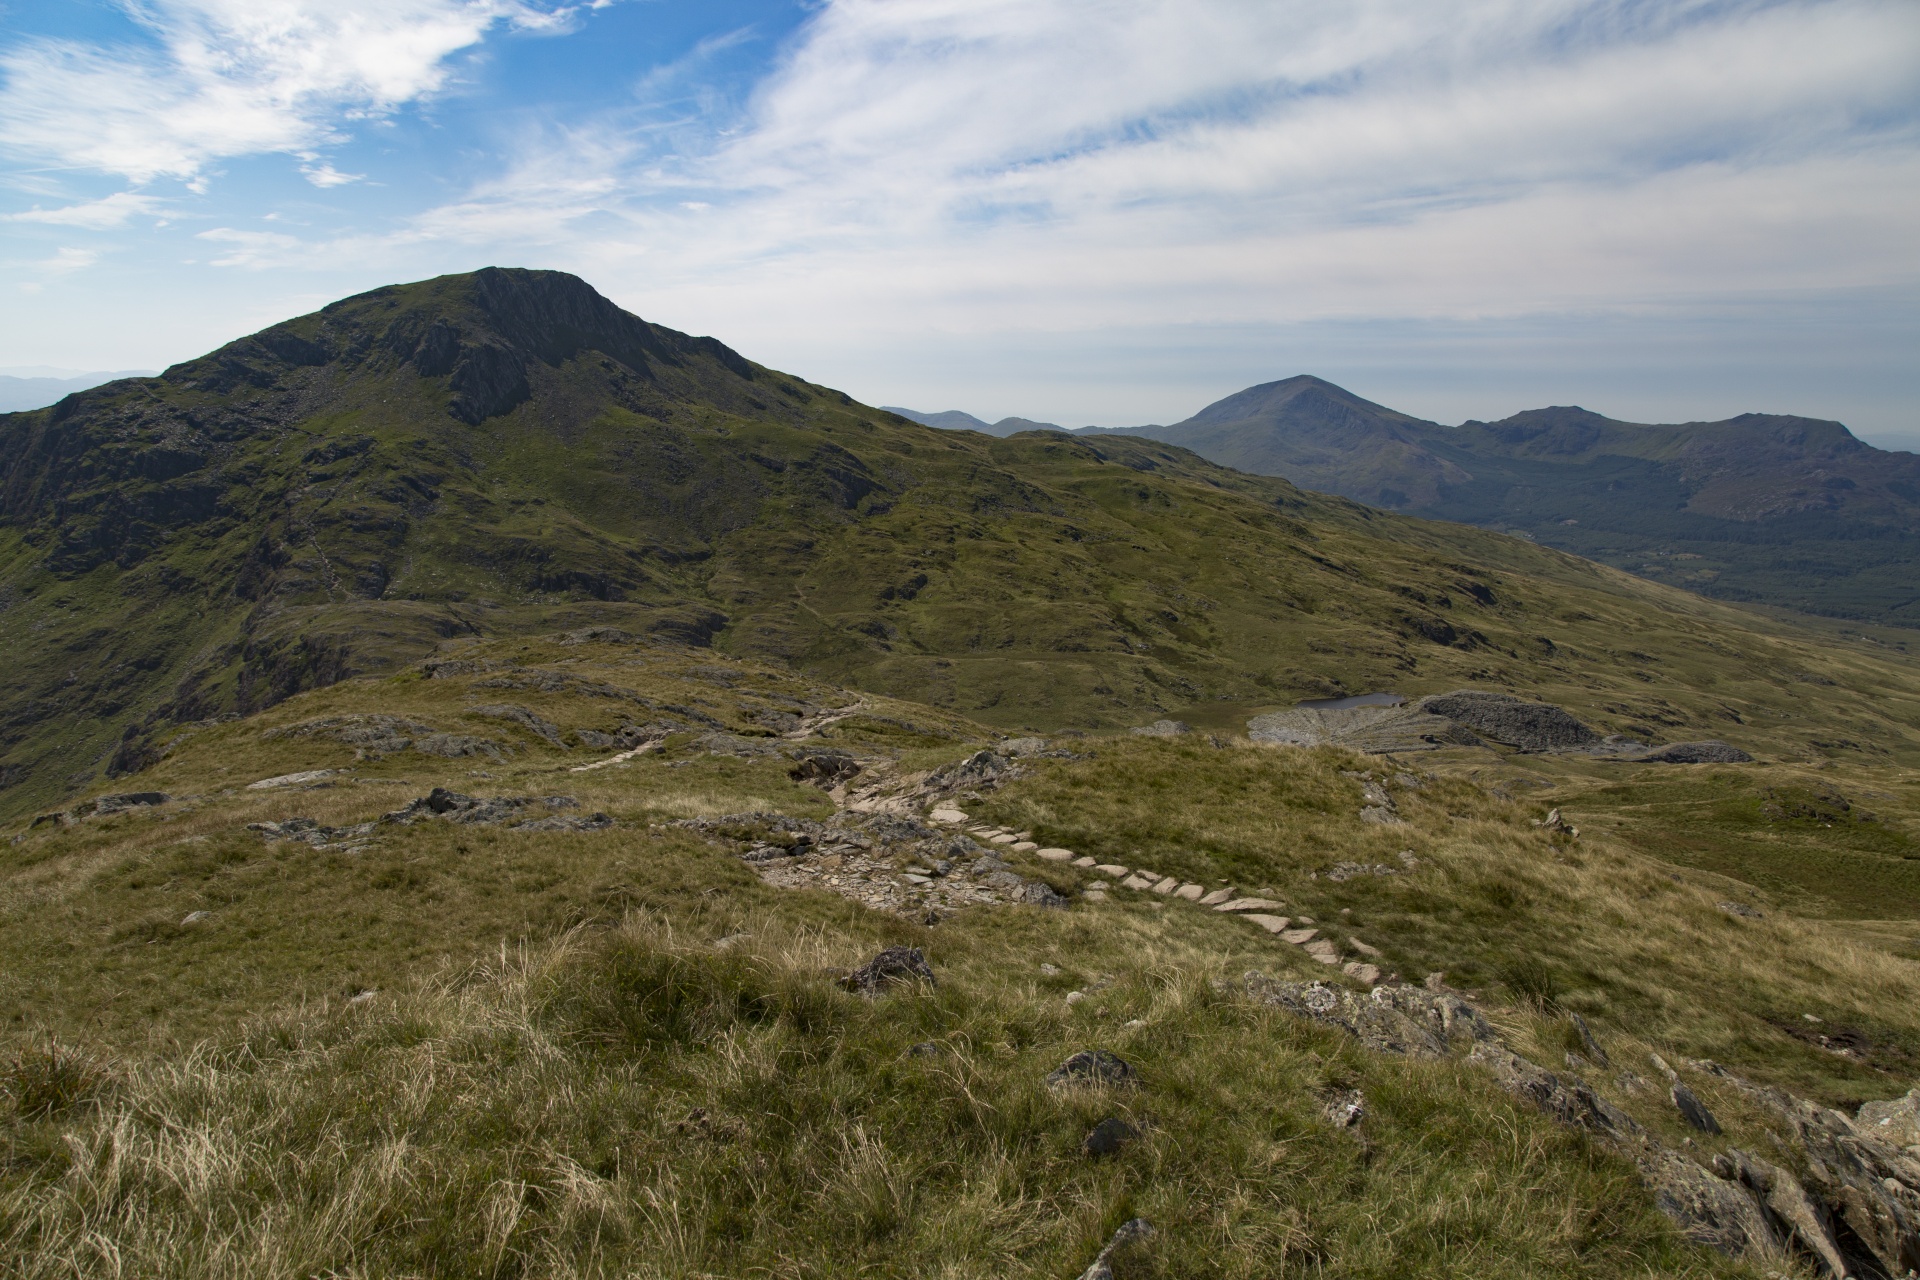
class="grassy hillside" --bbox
[4,631,1918,1277]
[6,270,1920,826]
[1093,377,1920,625]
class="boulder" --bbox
[839,946,936,995]
[1075,1218,1153,1280]
[1646,741,1753,764]
[1129,720,1190,737]
[1858,1087,1920,1150]
[1672,1082,1723,1134]
[1081,1116,1139,1157]
[1045,1050,1137,1089]
[1415,690,1601,753]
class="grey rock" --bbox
[1469,1042,1643,1139]
[1645,740,1754,764]
[1569,1012,1611,1067]
[1324,1089,1366,1128]
[1244,974,1494,1058]
[1129,720,1190,737]
[1717,900,1764,920]
[1415,690,1601,753]
[999,736,1051,756]
[1858,1087,1920,1150]
[410,732,507,759]
[1636,1146,1780,1259]
[1075,1218,1153,1280]
[840,946,935,995]
[1247,704,1479,753]
[180,910,211,925]
[94,791,172,814]
[1046,1050,1137,1089]
[1715,1148,1848,1278]
[382,788,599,830]
[1672,1082,1723,1133]
[1012,880,1071,909]
[788,748,862,786]
[468,703,567,747]
[1082,1116,1139,1156]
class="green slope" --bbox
[5,270,1920,825]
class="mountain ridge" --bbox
[6,269,1919,820]
[1074,376,1920,623]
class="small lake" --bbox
[1294,692,1405,711]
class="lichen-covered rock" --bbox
[1635,1147,1780,1260]
[839,946,935,995]
[1046,1050,1136,1089]
[1243,975,1495,1058]
[1859,1087,1920,1151]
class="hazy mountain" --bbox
[7,269,1915,816]
[883,406,1068,435]
[0,370,156,413]
[1087,375,1920,625]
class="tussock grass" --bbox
[0,915,1748,1279]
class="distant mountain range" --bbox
[899,376,1920,626]
[882,407,1069,436]
[0,370,156,413]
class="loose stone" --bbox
[1279,928,1318,945]
[1036,847,1075,861]
[1096,864,1129,877]
[1215,897,1284,913]
[1174,883,1204,900]
[1150,877,1180,895]
[1122,875,1155,890]
[1199,887,1235,905]
[1243,914,1291,933]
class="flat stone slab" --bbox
[1096,864,1129,878]
[1012,841,1039,852]
[1242,914,1292,933]
[1280,928,1318,945]
[990,833,1018,844]
[1151,877,1180,895]
[1199,887,1235,906]
[1072,856,1097,867]
[1036,847,1075,861]
[1122,875,1155,890]
[246,769,340,790]
[1342,961,1382,985]
[1215,898,1284,913]
[929,808,968,824]
[1305,940,1341,964]
[1174,883,1204,900]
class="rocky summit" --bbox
[3,271,1920,1280]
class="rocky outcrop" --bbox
[382,787,612,831]
[1242,973,1920,1276]
[1415,691,1601,753]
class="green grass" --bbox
[7,269,1920,824]
[3,634,1917,1275]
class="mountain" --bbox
[0,370,157,413]
[884,405,1069,435]
[5,269,1920,823]
[6,271,1920,1278]
[1089,376,1920,625]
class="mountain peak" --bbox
[155,267,756,425]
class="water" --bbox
[1294,692,1404,711]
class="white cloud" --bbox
[301,163,365,188]
[0,0,580,183]
[328,0,1916,343]
[6,192,165,228]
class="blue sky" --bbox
[1,0,1916,444]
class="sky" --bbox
[1,0,1916,445]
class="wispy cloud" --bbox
[6,192,166,228]
[0,0,581,183]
